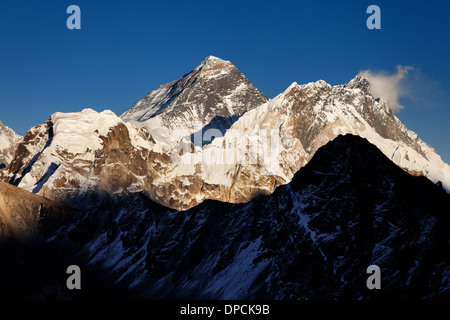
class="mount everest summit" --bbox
[0,56,449,300]
[121,55,268,141]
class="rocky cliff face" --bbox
[4,135,448,299]
[0,181,75,241]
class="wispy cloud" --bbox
[358,65,413,113]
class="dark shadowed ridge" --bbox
[0,134,449,300]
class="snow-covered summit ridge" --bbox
[203,55,228,63]
[195,55,233,69]
[0,120,22,151]
[51,108,122,153]
[0,120,22,166]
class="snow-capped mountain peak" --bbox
[0,120,22,166]
[51,108,121,153]
[0,121,21,150]
[120,56,268,147]
[202,55,227,63]
[196,55,233,70]
[344,75,371,94]
[285,81,299,92]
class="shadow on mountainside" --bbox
[0,134,449,300]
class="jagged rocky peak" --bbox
[0,120,22,167]
[285,81,300,91]
[0,120,20,143]
[344,74,371,95]
[120,55,269,145]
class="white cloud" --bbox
[358,65,413,113]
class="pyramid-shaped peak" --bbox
[120,54,267,124]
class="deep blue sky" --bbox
[1,0,449,163]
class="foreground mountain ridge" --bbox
[1,135,448,299]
